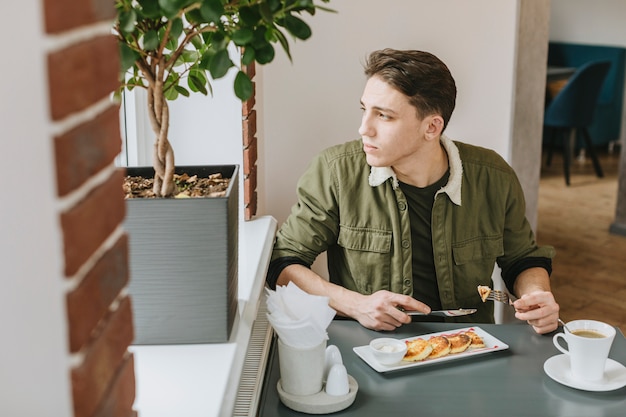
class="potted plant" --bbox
[114,0,332,344]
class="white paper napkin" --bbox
[266,282,336,348]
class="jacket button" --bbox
[401,240,410,248]
[398,202,407,211]
[404,279,411,286]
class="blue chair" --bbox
[544,60,611,185]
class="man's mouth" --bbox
[363,143,377,152]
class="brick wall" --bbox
[43,1,137,417]
[242,62,258,220]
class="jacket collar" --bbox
[368,134,463,206]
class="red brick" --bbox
[242,110,257,145]
[48,35,120,120]
[43,0,116,34]
[93,353,137,417]
[61,170,126,276]
[71,297,134,417]
[245,191,257,220]
[55,104,122,197]
[244,167,257,198]
[67,234,130,353]
[243,139,257,173]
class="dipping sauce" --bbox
[376,344,404,353]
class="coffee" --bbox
[571,329,605,339]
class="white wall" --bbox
[259,0,520,225]
[0,1,73,415]
[550,0,626,46]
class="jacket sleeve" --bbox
[269,150,341,268]
[498,167,555,291]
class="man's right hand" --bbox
[351,290,431,331]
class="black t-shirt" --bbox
[399,170,450,311]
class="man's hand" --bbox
[513,290,560,334]
[351,290,431,331]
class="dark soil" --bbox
[123,172,230,199]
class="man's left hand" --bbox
[513,291,560,334]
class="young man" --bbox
[267,49,560,334]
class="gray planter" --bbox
[125,165,239,344]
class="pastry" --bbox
[447,333,472,353]
[477,285,491,302]
[427,335,452,358]
[465,330,486,348]
[403,338,433,362]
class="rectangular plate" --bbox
[353,326,509,373]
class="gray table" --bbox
[258,321,626,416]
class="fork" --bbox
[487,289,570,330]
[485,289,516,305]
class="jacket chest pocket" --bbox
[451,236,504,310]
[452,236,504,265]
[337,226,392,293]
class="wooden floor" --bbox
[536,144,626,333]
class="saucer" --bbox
[277,375,358,414]
[544,354,626,392]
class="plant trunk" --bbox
[147,84,175,197]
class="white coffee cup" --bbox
[278,338,326,396]
[552,319,616,382]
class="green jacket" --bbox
[270,135,555,323]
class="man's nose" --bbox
[359,114,373,137]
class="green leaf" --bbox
[283,14,311,40]
[184,8,203,24]
[259,2,273,23]
[231,28,254,46]
[267,0,282,12]
[234,71,253,101]
[198,50,214,70]
[164,86,179,100]
[157,0,195,17]
[273,28,292,61]
[189,69,208,94]
[181,49,199,63]
[169,17,184,40]
[138,0,162,18]
[175,84,191,97]
[118,9,137,34]
[251,26,269,49]
[209,32,228,52]
[239,5,261,26]
[119,43,140,73]
[157,0,179,18]
[199,0,225,23]
[255,44,275,65]
[143,29,160,51]
[209,48,234,79]
[241,47,255,65]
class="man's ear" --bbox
[425,115,444,140]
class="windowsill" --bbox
[130,215,277,417]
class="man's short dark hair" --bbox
[364,49,457,130]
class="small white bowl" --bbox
[369,337,407,365]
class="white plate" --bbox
[543,354,626,392]
[353,326,509,373]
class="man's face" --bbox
[359,75,430,168]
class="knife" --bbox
[404,308,477,317]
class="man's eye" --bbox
[378,113,391,120]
